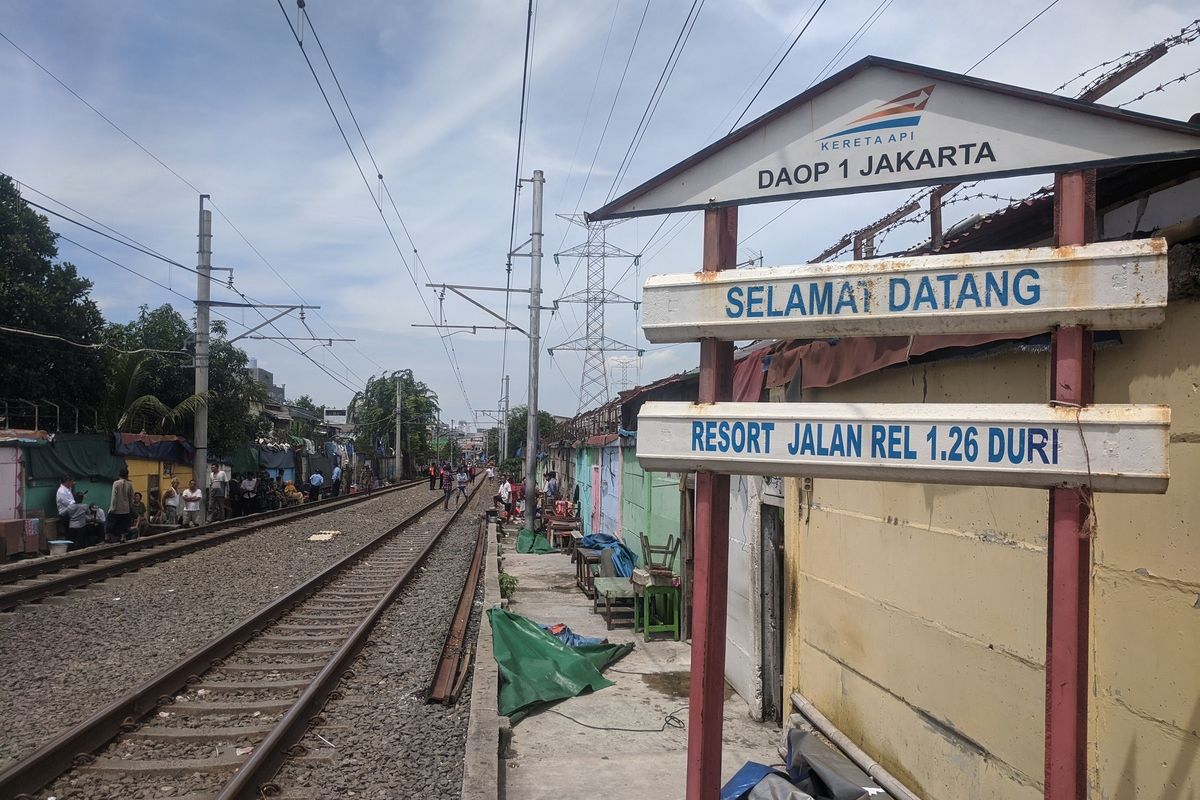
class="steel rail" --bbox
[219,478,485,799]
[0,481,473,800]
[0,479,423,584]
[0,481,425,612]
[427,516,487,704]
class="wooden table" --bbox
[574,547,602,598]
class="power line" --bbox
[806,0,894,88]
[563,0,651,232]
[728,0,831,132]
[966,0,1062,74]
[13,175,368,393]
[0,27,381,390]
[604,0,706,203]
[0,324,190,356]
[278,0,477,415]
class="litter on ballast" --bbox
[307,530,342,541]
[235,746,254,756]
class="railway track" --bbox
[2,477,482,800]
[0,480,425,612]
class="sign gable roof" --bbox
[589,56,1200,221]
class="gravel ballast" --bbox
[269,492,487,799]
[0,486,442,770]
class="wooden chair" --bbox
[639,533,680,575]
[592,549,636,630]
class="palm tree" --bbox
[101,351,212,433]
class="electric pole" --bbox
[394,373,403,481]
[194,195,212,522]
[524,169,544,511]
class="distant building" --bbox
[324,408,348,425]
[246,358,286,403]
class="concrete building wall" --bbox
[574,447,597,538]
[599,442,621,538]
[619,446,684,567]
[727,475,764,720]
[782,302,1200,800]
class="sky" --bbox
[2,0,1197,427]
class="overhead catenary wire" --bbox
[278,0,476,415]
[501,0,538,403]
[965,0,1062,74]
[14,175,370,393]
[54,234,363,395]
[727,0,831,132]
[0,26,380,391]
[603,0,706,204]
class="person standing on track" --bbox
[428,462,437,490]
[208,463,228,522]
[162,478,181,526]
[455,465,469,505]
[440,464,454,509]
[181,480,203,527]
[331,463,342,497]
[308,469,325,502]
[107,468,135,543]
[240,473,259,515]
[496,474,512,521]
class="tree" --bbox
[348,370,440,477]
[494,405,557,461]
[289,394,325,441]
[0,175,106,416]
[99,349,210,433]
[103,304,267,454]
[207,328,270,456]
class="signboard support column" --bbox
[688,206,737,800]
[1045,169,1095,800]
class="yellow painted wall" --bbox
[124,457,195,502]
[783,302,1200,799]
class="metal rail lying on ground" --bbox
[0,480,424,611]
[0,478,483,800]
[427,516,488,704]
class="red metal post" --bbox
[687,206,737,800]
[1045,170,1095,800]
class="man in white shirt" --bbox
[496,475,512,520]
[181,480,203,527]
[208,463,228,521]
[55,475,76,536]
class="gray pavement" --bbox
[497,529,781,800]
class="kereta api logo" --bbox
[818,85,935,151]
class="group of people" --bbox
[55,471,148,547]
[53,460,354,550]
[490,469,560,523]
[427,462,472,509]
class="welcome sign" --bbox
[640,239,1167,342]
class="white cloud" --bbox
[3,0,1197,416]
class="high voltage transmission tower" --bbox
[550,216,643,413]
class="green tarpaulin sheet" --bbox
[515,527,555,554]
[489,608,633,723]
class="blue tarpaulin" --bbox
[538,623,606,648]
[578,533,637,577]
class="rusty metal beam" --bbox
[687,206,737,800]
[1045,169,1095,800]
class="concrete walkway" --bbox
[499,531,781,800]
